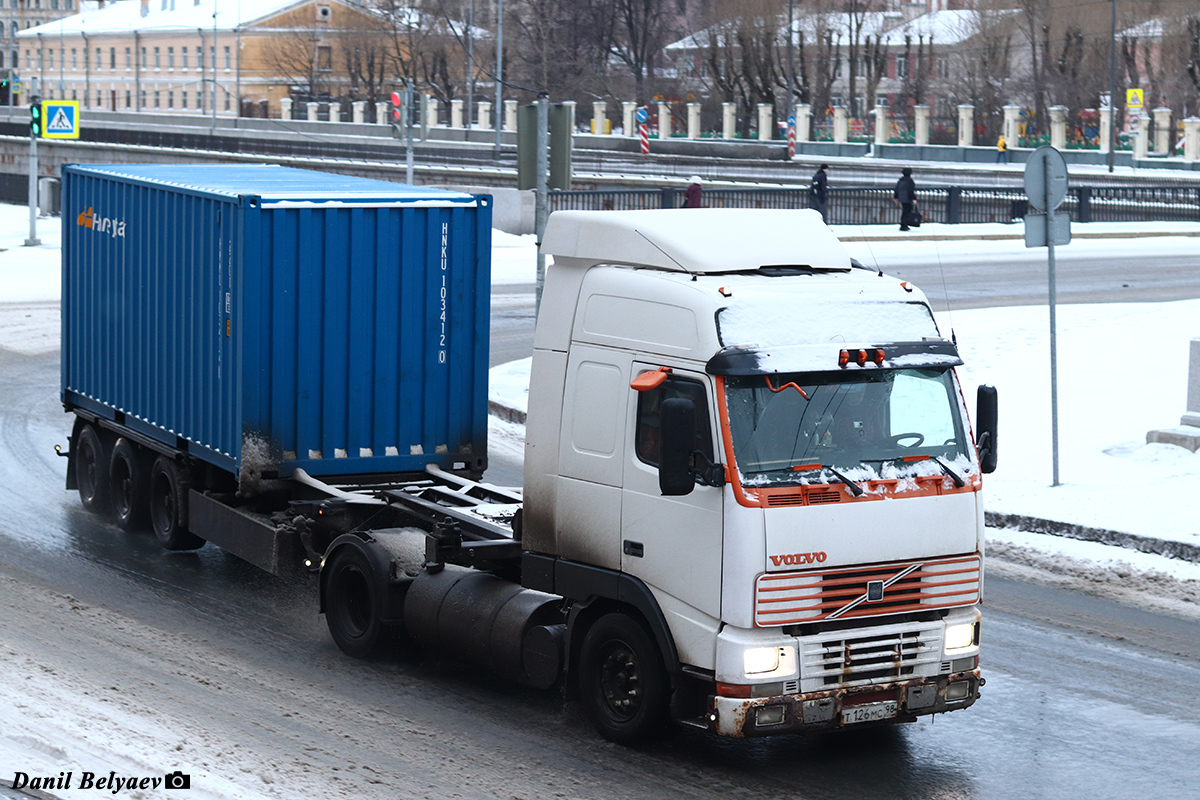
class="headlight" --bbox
[944,621,977,652]
[744,646,793,676]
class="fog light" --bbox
[945,681,971,701]
[755,705,785,726]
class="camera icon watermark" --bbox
[164,771,191,790]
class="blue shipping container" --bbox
[62,164,492,480]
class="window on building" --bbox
[125,47,131,69]
[140,89,146,108]
[168,46,173,69]
[316,45,331,72]
[48,49,53,70]
[0,52,4,69]
[72,89,77,100]
[181,89,187,108]
[51,0,57,9]
[108,47,114,69]
[96,90,101,107]
[223,45,230,70]
[224,89,230,111]
[168,90,173,108]
[10,50,16,70]
[125,90,131,108]
[154,47,160,68]
[95,48,100,70]
[140,47,146,68]
[71,48,76,69]
[209,46,214,70]
[181,46,187,69]
[154,90,160,108]
[896,54,907,80]
[64,0,71,8]
[937,56,949,80]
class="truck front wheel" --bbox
[75,424,111,514]
[578,612,669,745]
[324,545,384,658]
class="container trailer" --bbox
[60,168,997,743]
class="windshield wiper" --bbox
[749,463,865,497]
[932,456,967,488]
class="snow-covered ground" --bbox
[3,203,1200,597]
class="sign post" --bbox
[1024,145,1070,486]
[787,114,796,158]
[637,107,648,155]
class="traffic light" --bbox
[390,91,402,122]
[30,96,41,137]
[0,77,9,105]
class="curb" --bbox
[985,511,1200,564]
[838,230,1200,243]
[485,404,1200,565]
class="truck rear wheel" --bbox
[578,612,669,746]
[149,456,205,551]
[324,545,384,658]
[75,424,111,514]
[110,438,150,531]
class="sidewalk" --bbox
[832,219,1200,243]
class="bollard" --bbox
[795,104,811,143]
[1099,105,1112,153]
[478,101,492,131]
[622,101,637,137]
[306,102,319,122]
[1049,105,1067,150]
[1004,104,1022,148]
[504,99,518,131]
[352,101,365,124]
[1153,107,1172,154]
[873,105,887,145]
[657,102,672,139]
[451,99,464,128]
[427,97,440,128]
[1184,117,1200,162]
[280,97,293,120]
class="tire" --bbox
[75,424,111,514]
[109,438,151,531]
[324,545,384,658]
[149,456,205,551]
[578,612,669,746]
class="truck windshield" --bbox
[723,368,972,486]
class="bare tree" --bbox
[607,0,676,103]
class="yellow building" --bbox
[17,0,388,117]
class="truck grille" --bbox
[799,621,944,690]
[754,555,980,626]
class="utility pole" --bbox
[26,89,41,247]
[1107,0,1116,173]
[494,0,503,157]
[534,94,548,312]
[465,0,474,130]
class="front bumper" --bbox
[710,669,982,738]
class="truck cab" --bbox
[520,209,996,740]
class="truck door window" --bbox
[635,378,714,467]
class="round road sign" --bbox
[1024,145,1068,212]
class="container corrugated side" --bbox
[62,165,491,481]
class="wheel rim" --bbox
[113,457,133,518]
[151,470,174,535]
[78,440,99,501]
[597,640,642,723]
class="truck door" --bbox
[621,366,723,642]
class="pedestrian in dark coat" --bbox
[893,167,917,231]
[683,176,703,208]
[809,164,829,222]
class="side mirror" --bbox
[975,384,998,474]
[659,397,696,496]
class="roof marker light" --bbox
[718,287,732,297]
[874,349,886,364]
[838,350,850,367]
[856,349,869,366]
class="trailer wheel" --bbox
[75,424,111,514]
[324,545,384,658]
[110,438,151,531]
[149,456,204,551]
[578,612,668,745]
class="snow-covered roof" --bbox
[667,9,1018,52]
[541,209,851,273]
[18,0,325,37]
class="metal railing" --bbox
[549,185,1200,224]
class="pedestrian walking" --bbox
[996,134,1008,164]
[682,176,703,208]
[893,167,918,231]
[809,164,829,222]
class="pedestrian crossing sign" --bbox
[1126,89,1143,109]
[41,100,80,139]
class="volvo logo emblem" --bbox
[866,580,885,602]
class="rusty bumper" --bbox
[710,670,982,738]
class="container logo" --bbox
[76,207,127,239]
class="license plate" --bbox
[841,701,897,725]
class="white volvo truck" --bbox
[318,208,997,745]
